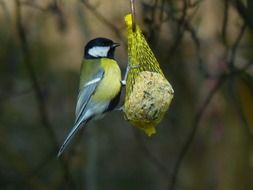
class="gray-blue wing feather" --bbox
[57,69,104,157]
[75,69,104,123]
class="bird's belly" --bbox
[83,101,109,120]
[92,64,121,101]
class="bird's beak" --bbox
[111,43,120,48]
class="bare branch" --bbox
[80,0,123,40]
[14,0,74,188]
[20,1,48,11]
[222,0,229,45]
[15,0,56,150]
[228,23,247,69]
[229,77,253,137]
[168,75,226,190]
[130,0,136,32]
[168,9,249,190]
[231,0,253,29]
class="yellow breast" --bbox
[92,58,121,101]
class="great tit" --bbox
[57,37,121,157]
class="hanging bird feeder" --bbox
[123,12,174,136]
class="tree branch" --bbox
[231,0,253,29]
[80,0,123,40]
[15,0,74,188]
[168,75,226,190]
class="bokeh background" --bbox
[0,0,253,190]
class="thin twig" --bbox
[222,0,229,45]
[169,12,248,190]
[0,0,11,22]
[169,15,204,78]
[187,0,203,8]
[159,0,166,23]
[134,131,168,176]
[15,0,56,144]
[144,0,159,44]
[168,75,226,190]
[80,0,122,40]
[229,76,253,137]
[169,0,188,54]
[228,23,247,69]
[14,0,75,188]
[130,0,136,32]
[21,1,48,11]
[231,0,253,29]
[228,20,252,135]
[134,131,192,190]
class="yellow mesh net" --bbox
[125,14,164,100]
[124,14,174,136]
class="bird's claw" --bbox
[122,64,140,86]
[121,80,126,86]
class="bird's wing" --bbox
[75,69,104,123]
[57,69,104,157]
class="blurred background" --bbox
[0,0,253,189]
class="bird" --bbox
[57,37,122,157]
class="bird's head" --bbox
[84,37,120,59]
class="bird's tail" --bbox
[57,119,87,157]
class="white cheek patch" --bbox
[88,46,110,57]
